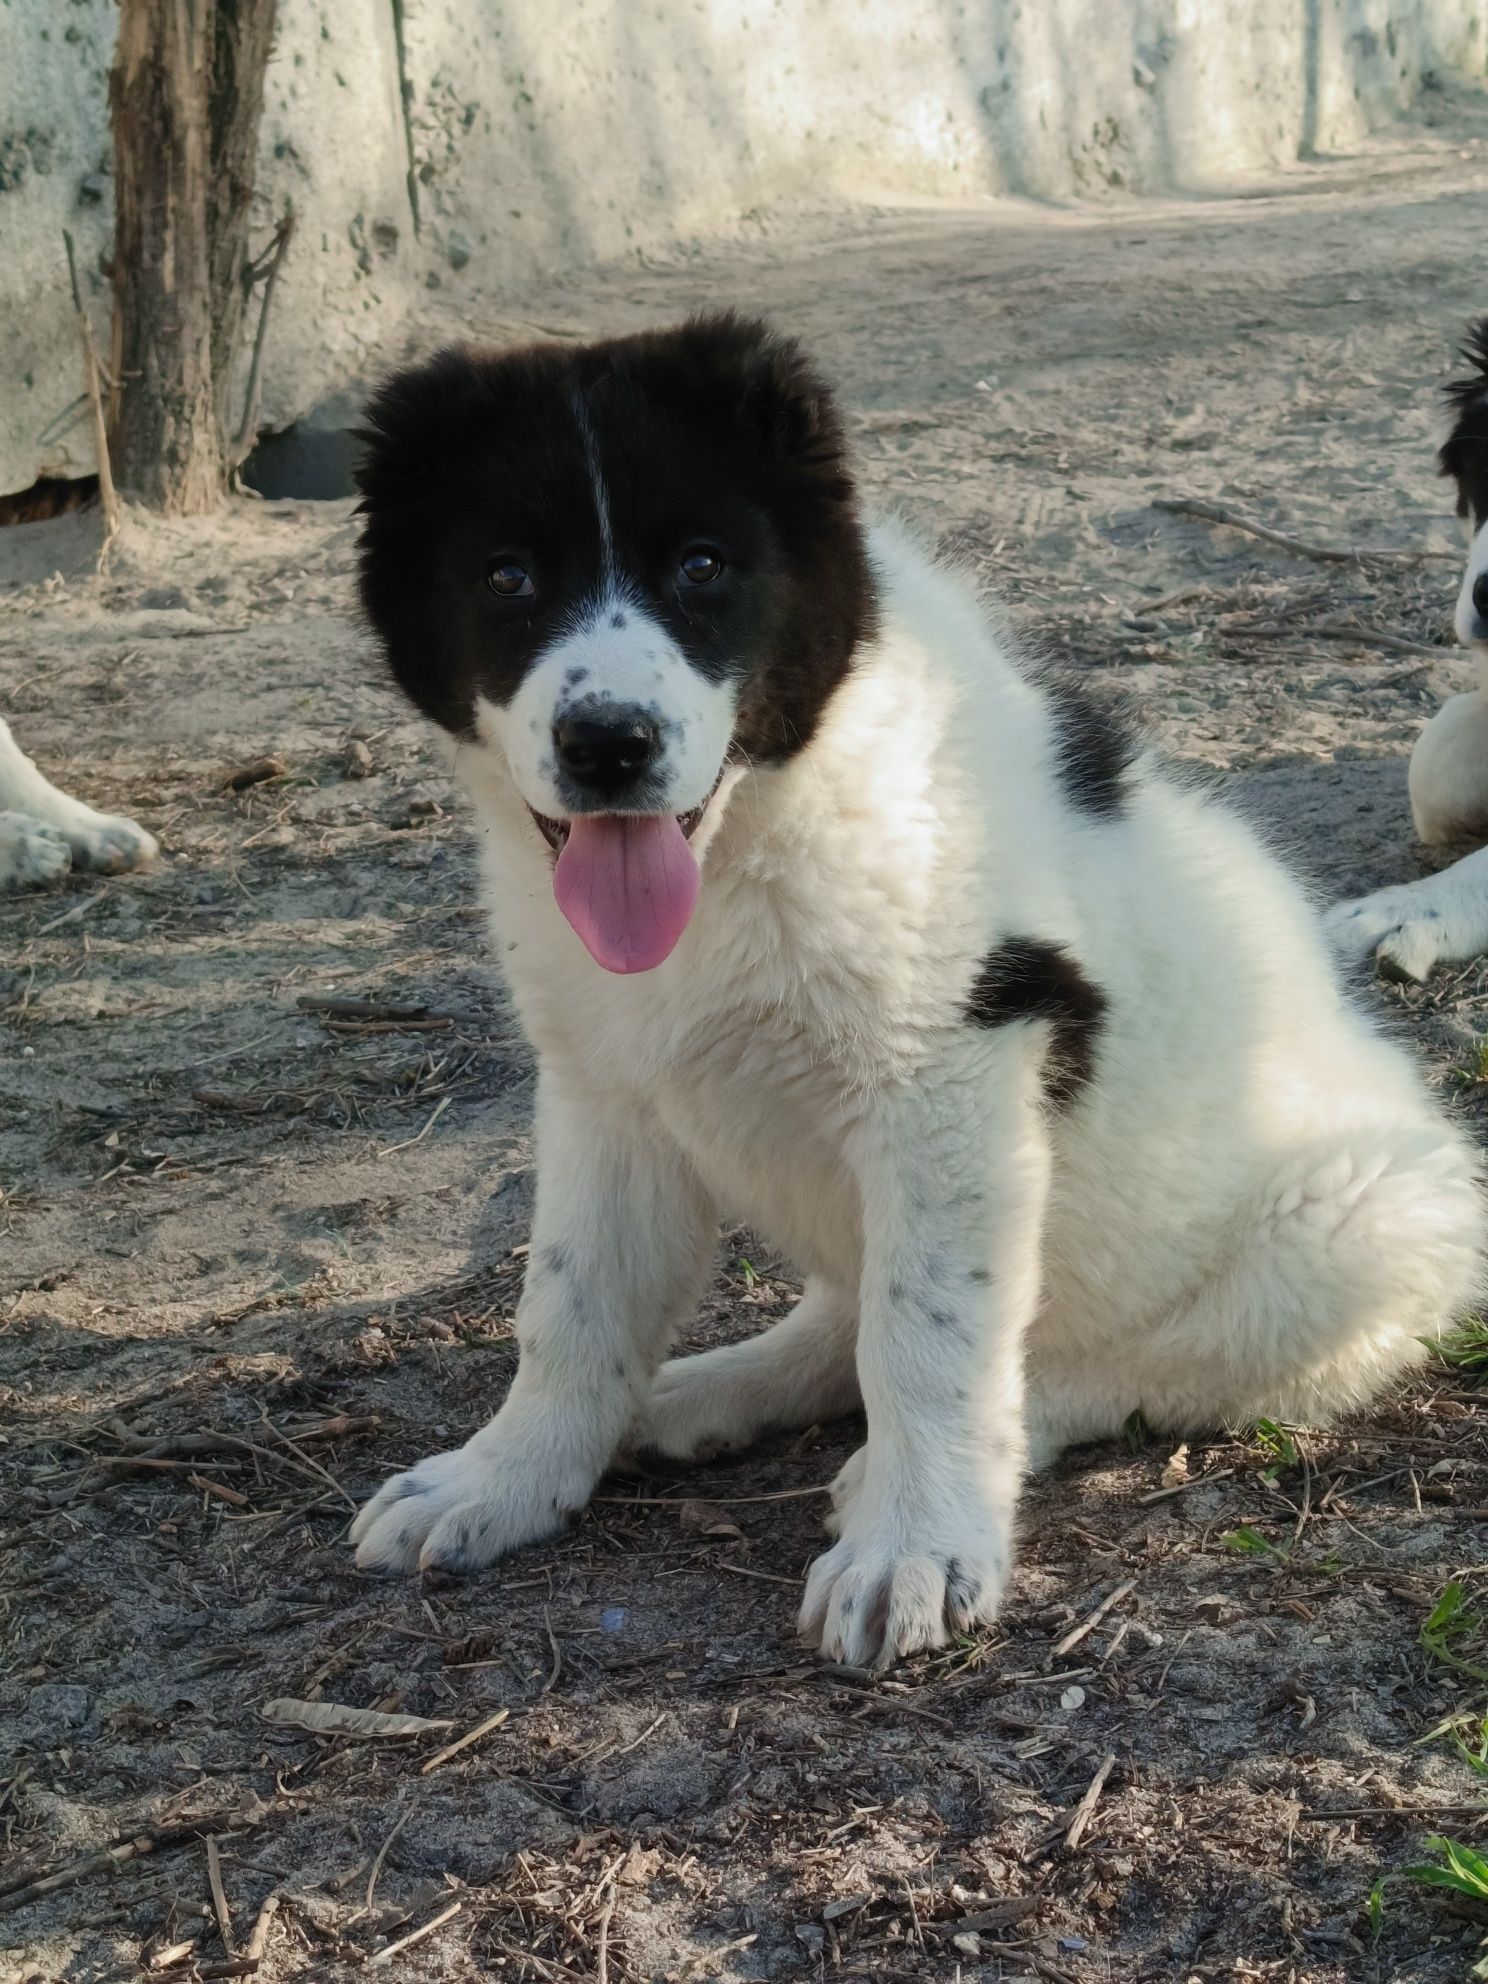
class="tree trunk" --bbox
[108,0,276,516]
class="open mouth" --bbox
[528,774,722,855]
[533,774,725,976]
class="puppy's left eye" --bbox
[487,558,534,598]
[678,547,723,586]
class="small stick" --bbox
[594,1485,830,1508]
[378,1093,450,1159]
[368,1898,462,1966]
[1138,1465,1235,1504]
[419,1707,510,1775]
[1299,1801,1488,1823]
[232,212,296,469]
[190,1473,251,1509]
[1228,621,1447,659]
[62,228,120,549]
[0,1816,234,1914]
[244,1892,280,1965]
[365,1805,415,1916]
[1052,1577,1138,1659]
[1063,1750,1118,1852]
[297,995,440,1023]
[596,1881,618,1984]
[206,1835,234,1955]
[541,1610,563,1694]
[259,1413,358,1512]
[707,1561,800,1587]
[1154,496,1458,565]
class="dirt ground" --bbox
[7,82,1488,1984]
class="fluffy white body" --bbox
[0,715,157,893]
[353,523,1484,1665]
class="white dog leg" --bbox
[637,1277,860,1462]
[0,716,157,883]
[800,1043,1050,1668]
[351,1074,717,1573]
[1323,842,1488,981]
[1408,689,1488,845]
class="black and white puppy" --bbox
[1327,319,1488,978]
[352,315,1482,1668]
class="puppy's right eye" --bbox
[487,559,534,599]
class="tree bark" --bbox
[108,0,276,516]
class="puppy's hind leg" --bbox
[635,1277,860,1463]
[1136,1122,1485,1432]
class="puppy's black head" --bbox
[1439,317,1488,530]
[354,313,875,794]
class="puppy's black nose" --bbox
[1474,570,1488,620]
[553,708,661,796]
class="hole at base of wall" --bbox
[239,422,361,500]
[0,475,100,526]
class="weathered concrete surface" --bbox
[2,0,1485,496]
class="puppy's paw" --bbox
[822,1443,866,1537]
[349,1441,589,1575]
[628,1350,757,1464]
[799,1496,1008,1669]
[65,807,159,876]
[0,813,72,892]
[1322,888,1447,983]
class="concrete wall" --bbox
[2,0,1485,496]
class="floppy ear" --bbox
[668,312,855,496]
[1438,317,1488,515]
[355,346,486,518]
[739,327,850,485]
[355,348,491,736]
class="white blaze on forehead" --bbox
[1456,517,1488,646]
[571,390,616,583]
[483,595,737,820]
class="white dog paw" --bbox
[630,1354,754,1463]
[65,808,159,876]
[0,813,72,892]
[349,1441,589,1575]
[822,1444,866,1537]
[1322,890,1445,982]
[799,1499,1008,1669]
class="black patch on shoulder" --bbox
[1043,674,1136,817]
[963,938,1107,1104]
[1440,318,1488,529]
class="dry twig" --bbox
[1154,496,1458,565]
[62,228,120,550]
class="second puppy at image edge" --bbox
[349,313,1484,1670]
[1326,317,1488,979]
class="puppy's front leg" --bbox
[801,1043,1050,1666]
[352,1074,715,1573]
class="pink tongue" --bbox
[553,814,700,974]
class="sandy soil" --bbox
[6,83,1488,1984]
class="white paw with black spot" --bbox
[349,1440,588,1574]
[0,813,73,892]
[1322,889,1447,983]
[799,1486,1008,1669]
[65,808,159,876]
